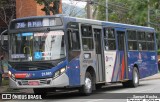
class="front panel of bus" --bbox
[8,16,70,88]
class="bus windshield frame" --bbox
[9,30,66,62]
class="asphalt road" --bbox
[4,78,160,102]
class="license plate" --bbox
[28,81,39,86]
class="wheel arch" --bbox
[133,64,140,77]
[85,66,96,90]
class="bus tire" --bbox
[130,67,139,87]
[33,88,47,98]
[0,74,2,86]
[79,72,92,96]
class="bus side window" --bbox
[146,32,155,51]
[67,30,80,50]
[137,31,147,51]
[127,30,137,51]
[138,43,142,51]
[104,28,116,50]
[81,25,94,51]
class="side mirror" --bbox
[0,55,4,60]
[0,30,8,52]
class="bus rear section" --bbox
[103,27,158,87]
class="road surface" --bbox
[3,78,160,102]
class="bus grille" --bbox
[10,62,54,71]
[17,79,51,86]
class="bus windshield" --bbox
[10,30,66,62]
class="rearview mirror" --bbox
[0,30,8,52]
[0,55,4,60]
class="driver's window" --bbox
[68,30,80,50]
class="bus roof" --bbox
[63,16,155,32]
[11,15,155,32]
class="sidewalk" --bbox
[0,85,33,93]
[0,73,160,93]
[141,73,160,81]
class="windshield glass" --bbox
[10,30,66,62]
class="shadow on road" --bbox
[43,83,149,99]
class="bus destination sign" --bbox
[11,17,62,29]
[15,20,43,29]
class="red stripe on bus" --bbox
[121,55,125,80]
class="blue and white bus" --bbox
[2,15,158,95]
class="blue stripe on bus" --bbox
[66,57,80,86]
[128,51,158,80]
[110,51,158,82]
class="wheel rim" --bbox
[85,77,92,92]
[134,70,138,84]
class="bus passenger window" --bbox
[104,28,116,50]
[138,42,147,50]
[128,41,137,50]
[137,31,147,51]
[82,38,94,51]
[147,42,154,50]
[146,32,154,41]
[81,25,94,51]
[81,25,92,37]
[138,32,146,40]
[138,43,142,51]
[104,40,116,50]
[146,32,155,50]
[127,30,138,51]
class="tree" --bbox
[96,0,160,48]
[35,0,61,15]
[63,1,86,17]
[35,0,86,17]
[96,0,160,25]
[0,0,16,26]
[96,0,106,20]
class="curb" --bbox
[140,73,160,81]
[0,86,8,93]
[141,77,160,81]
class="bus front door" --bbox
[116,29,128,80]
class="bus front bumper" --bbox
[9,73,69,88]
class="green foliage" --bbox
[96,0,160,49]
[96,0,160,25]
[158,49,160,55]
[96,0,106,20]
[34,0,60,15]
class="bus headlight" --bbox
[53,67,66,79]
[60,68,66,73]
[8,71,12,77]
[8,71,16,81]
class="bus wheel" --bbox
[79,72,92,95]
[33,88,47,98]
[130,67,139,87]
[0,74,2,86]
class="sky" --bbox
[62,0,87,8]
